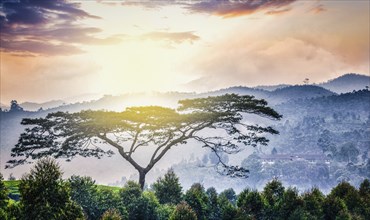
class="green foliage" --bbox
[219,196,237,220]
[119,181,159,220]
[100,209,123,220]
[262,178,285,218]
[152,169,183,205]
[359,179,370,197]
[169,201,198,220]
[69,175,126,220]
[156,204,175,220]
[237,189,265,219]
[219,188,237,206]
[97,184,121,194]
[69,175,99,219]
[6,202,22,220]
[3,180,20,201]
[0,174,21,220]
[184,183,210,220]
[279,187,304,219]
[218,188,238,220]
[359,179,370,217]
[1,172,369,219]
[18,158,83,220]
[302,187,325,218]
[323,195,350,220]
[329,181,361,214]
[206,187,220,220]
[0,208,7,220]
[288,207,311,220]
[0,173,8,209]
[97,188,127,219]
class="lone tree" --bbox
[7,94,281,189]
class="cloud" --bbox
[0,39,84,56]
[187,0,297,18]
[309,4,327,14]
[185,30,369,91]
[141,31,200,44]
[265,8,292,15]
[0,0,120,56]
[114,0,297,18]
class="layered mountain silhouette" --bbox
[2,73,367,112]
[1,73,369,191]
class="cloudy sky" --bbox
[1,0,369,103]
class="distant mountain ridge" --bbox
[266,85,335,104]
[20,100,66,111]
[2,73,368,111]
[319,73,370,94]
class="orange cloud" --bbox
[265,8,292,15]
[310,4,327,14]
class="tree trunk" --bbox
[138,170,146,190]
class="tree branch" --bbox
[97,134,143,171]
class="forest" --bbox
[1,158,369,220]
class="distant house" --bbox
[259,154,330,165]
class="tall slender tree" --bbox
[7,94,281,189]
[152,169,183,205]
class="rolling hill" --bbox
[320,73,370,94]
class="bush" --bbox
[0,173,8,209]
[100,209,123,220]
[120,181,158,220]
[169,202,197,220]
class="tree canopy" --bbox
[7,94,281,188]
[18,158,83,220]
[152,169,183,205]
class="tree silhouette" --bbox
[7,94,281,188]
[10,100,23,112]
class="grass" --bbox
[4,180,20,195]
[96,184,121,193]
[4,180,20,201]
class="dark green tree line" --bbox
[1,167,369,220]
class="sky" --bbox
[1,0,369,104]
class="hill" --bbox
[204,86,270,99]
[320,73,370,94]
[0,103,9,111]
[267,85,335,104]
[19,100,66,111]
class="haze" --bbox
[1,0,369,104]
